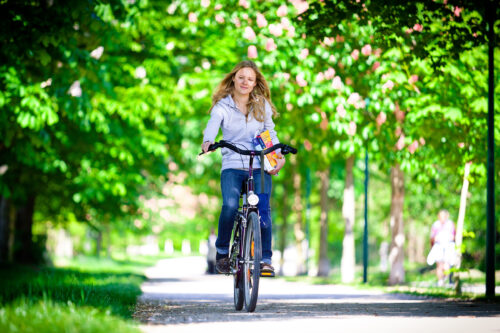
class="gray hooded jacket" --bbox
[202,95,280,171]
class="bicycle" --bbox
[199,140,297,312]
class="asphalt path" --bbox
[134,256,500,333]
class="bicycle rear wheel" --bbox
[243,211,261,312]
[231,218,244,311]
[233,263,244,310]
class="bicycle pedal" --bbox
[260,271,275,277]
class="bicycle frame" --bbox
[231,152,258,275]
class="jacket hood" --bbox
[219,94,238,110]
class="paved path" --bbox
[134,257,500,333]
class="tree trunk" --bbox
[105,223,112,258]
[8,203,15,262]
[407,220,416,264]
[13,195,36,263]
[388,163,405,285]
[407,221,425,264]
[455,161,472,293]
[96,229,102,257]
[379,241,389,272]
[317,169,330,277]
[416,231,426,263]
[279,181,290,276]
[0,196,11,262]
[341,156,356,283]
[292,167,306,275]
[455,161,471,266]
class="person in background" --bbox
[426,209,457,286]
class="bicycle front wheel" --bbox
[243,211,262,312]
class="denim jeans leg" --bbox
[253,169,273,264]
[215,169,245,256]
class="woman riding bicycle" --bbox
[201,60,285,275]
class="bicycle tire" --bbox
[231,218,244,311]
[243,211,261,312]
[233,270,244,310]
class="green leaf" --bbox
[442,107,462,121]
[46,109,59,125]
[39,50,51,66]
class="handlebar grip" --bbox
[281,145,298,155]
[198,142,220,156]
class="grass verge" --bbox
[0,299,139,333]
[0,254,166,333]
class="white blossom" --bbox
[165,42,175,50]
[135,66,147,79]
[90,46,104,60]
[68,80,82,97]
[40,78,52,88]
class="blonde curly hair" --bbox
[210,60,278,122]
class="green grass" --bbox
[0,299,139,333]
[281,264,500,300]
[0,254,166,333]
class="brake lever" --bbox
[199,149,215,156]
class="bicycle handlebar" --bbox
[199,140,298,156]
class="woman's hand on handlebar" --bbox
[268,153,285,175]
[202,141,212,153]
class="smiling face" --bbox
[232,67,257,97]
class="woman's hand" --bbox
[268,154,285,175]
[202,141,212,153]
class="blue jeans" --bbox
[215,168,273,264]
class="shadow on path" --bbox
[135,257,500,326]
[135,291,500,325]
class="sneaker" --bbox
[216,257,230,274]
[260,263,275,277]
